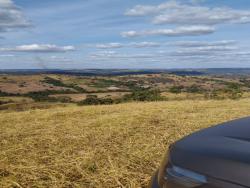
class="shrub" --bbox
[91,79,120,88]
[169,85,184,94]
[122,89,165,102]
[43,77,64,87]
[42,77,86,93]
[0,100,9,105]
[204,90,225,100]
[56,96,72,103]
[25,90,73,102]
[186,85,202,93]
[78,95,100,105]
[225,83,243,100]
[78,95,114,106]
[0,90,18,97]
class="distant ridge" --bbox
[1,68,250,76]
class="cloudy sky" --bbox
[0,0,250,69]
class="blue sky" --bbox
[0,0,250,69]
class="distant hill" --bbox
[1,68,250,76]
[168,68,250,76]
[0,69,168,76]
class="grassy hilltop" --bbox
[1,99,250,187]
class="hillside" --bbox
[0,73,249,107]
[1,99,250,187]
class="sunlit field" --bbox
[1,99,250,187]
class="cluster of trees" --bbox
[42,77,86,93]
[91,79,121,88]
[240,78,250,88]
[169,85,203,94]
[78,95,114,106]
[169,85,184,94]
[0,89,73,103]
[205,83,243,100]
[25,90,72,103]
[120,88,164,102]
[77,88,165,106]
[0,90,18,97]
[169,83,243,100]
[224,83,243,99]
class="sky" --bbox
[0,0,250,69]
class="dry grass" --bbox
[0,97,33,103]
[0,75,68,94]
[0,102,68,112]
[1,99,250,188]
[50,92,130,102]
[161,92,205,100]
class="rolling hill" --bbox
[1,99,250,187]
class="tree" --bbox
[169,85,184,94]
[122,89,165,102]
[78,95,114,105]
[226,83,243,100]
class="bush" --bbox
[0,90,18,97]
[169,85,184,94]
[42,77,86,93]
[122,89,165,102]
[0,100,10,105]
[225,83,243,100]
[100,98,114,105]
[56,96,72,103]
[186,85,202,93]
[78,95,100,105]
[25,90,73,102]
[204,90,225,100]
[91,79,120,88]
[43,77,65,87]
[78,95,114,106]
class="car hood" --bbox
[170,117,250,187]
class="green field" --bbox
[1,99,250,187]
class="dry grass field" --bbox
[1,99,250,187]
[50,92,130,102]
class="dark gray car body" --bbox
[150,117,250,188]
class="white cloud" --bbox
[153,7,250,25]
[89,51,156,60]
[50,55,72,62]
[0,54,15,57]
[234,52,250,56]
[174,40,237,47]
[122,26,215,37]
[0,0,14,8]
[0,44,75,53]
[124,1,250,38]
[173,46,237,56]
[95,43,123,49]
[121,31,139,38]
[125,1,180,16]
[130,42,161,48]
[172,40,238,57]
[0,0,30,32]
[86,40,250,68]
[126,1,250,25]
[94,42,161,49]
